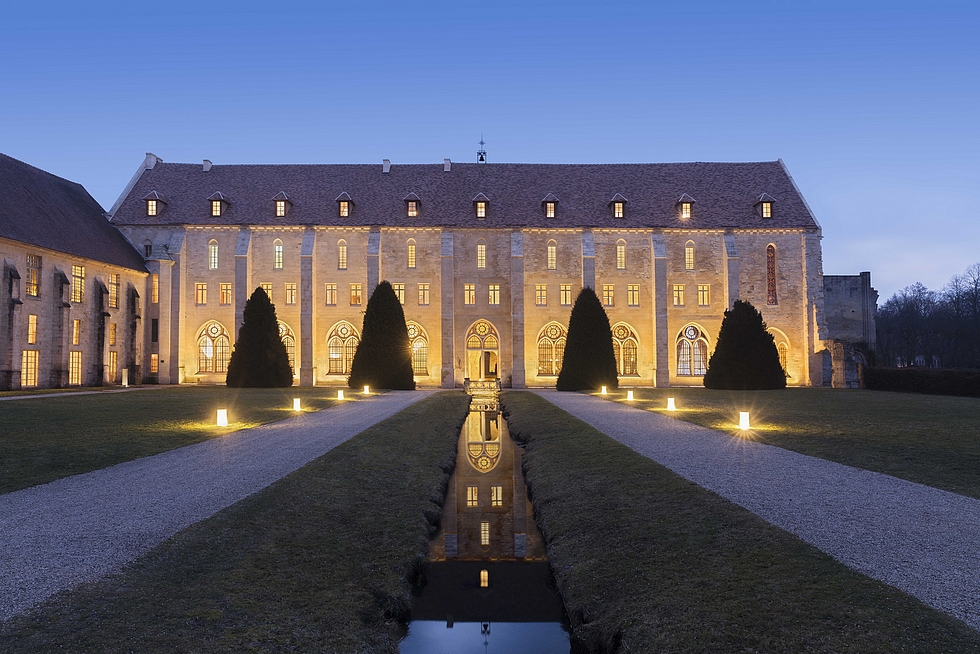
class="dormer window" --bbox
[336,192,353,217]
[340,201,349,217]
[676,193,696,220]
[614,202,624,218]
[755,193,776,219]
[272,191,291,217]
[208,192,228,217]
[609,193,628,219]
[212,200,222,216]
[143,191,165,216]
[762,202,771,218]
[408,201,418,217]
[681,203,691,219]
[473,193,490,219]
[542,193,559,219]
[147,199,157,216]
[276,200,286,217]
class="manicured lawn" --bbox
[0,392,470,653]
[0,386,355,494]
[603,387,980,499]
[501,391,980,653]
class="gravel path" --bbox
[0,390,433,622]
[534,390,980,632]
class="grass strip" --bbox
[501,390,980,653]
[0,391,470,653]
[0,386,353,494]
[606,387,980,499]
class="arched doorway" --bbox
[406,321,429,377]
[466,320,499,381]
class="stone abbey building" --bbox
[1,152,874,390]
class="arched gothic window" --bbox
[338,240,348,270]
[536,322,567,376]
[278,321,297,376]
[611,323,639,376]
[676,325,709,376]
[327,321,359,374]
[407,239,416,269]
[777,341,788,373]
[547,240,557,270]
[407,321,428,375]
[198,321,230,373]
[273,239,283,270]
[685,240,695,270]
[767,244,777,305]
[616,239,627,270]
[208,240,218,270]
[477,239,487,269]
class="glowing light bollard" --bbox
[626,390,634,401]
[216,409,229,427]
[600,386,607,395]
[293,398,302,411]
[363,385,370,395]
[337,389,345,400]
[739,411,751,430]
[667,397,676,411]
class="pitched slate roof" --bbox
[110,160,819,231]
[0,154,147,271]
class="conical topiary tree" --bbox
[348,281,416,390]
[703,300,786,390]
[226,287,293,387]
[556,287,619,391]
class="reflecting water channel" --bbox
[400,400,570,653]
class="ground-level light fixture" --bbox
[216,409,228,427]
[667,398,676,411]
[739,411,750,430]
[600,385,607,395]
[480,569,489,588]
[293,398,301,411]
[337,389,345,400]
[626,390,634,401]
[363,385,370,395]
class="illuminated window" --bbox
[778,342,788,372]
[210,200,221,217]
[149,353,159,373]
[71,265,85,303]
[488,284,500,305]
[677,325,708,376]
[146,199,157,216]
[672,284,685,306]
[273,239,283,270]
[628,284,639,307]
[491,486,502,507]
[545,202,555,218]
[279,321,296,375]
[536,284,547,306]
[26,254,40,297]
[616,240,626,270]
[464,283,476,305]
[408,322,428,374]
[27,314,37,344]
[108,322,116,346]
[350,283,362,305]
[108,273,119,309]
[393,283,405,304]
[476,201,486,218]
[418,284,430,305]
[21,350,38,388]
[685,241,695,270]
[220,283,232,305]
[196,283,207,305]
[681,202,691,219]
[480,570,489,587]
[69,351,82,385]
[467,486,478,507]
[285,283,297,305]
[325,283,337,305]
[327,321,359,374]
[108,351,117,383]
[480,521,490,546]
[261,282,273,299]
[209,240,218,270]
[767,244,778,305]
[276,200,286,217]
[614,202,624,218]
[339,200,349,217]
[72,319,81,345]
[560,284,572,306]
[407,200,418,217]
[612,323,639,375]
[151,274,159,303]
[537,322,567,376]
[547,240,557,270]
[602,284,614,306]
[407,240,416,268]
[198,322,230,373]
[762,201,772,218]
[698,284,710,306]
[338,240,348,270]
[477,241,486,269]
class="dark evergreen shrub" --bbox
[348,281,416,390]
[556,287,619,391]
[703,300,786,390]
[226,287,293,388]
[865,367,980,398]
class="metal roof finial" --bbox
[477,134,487,163]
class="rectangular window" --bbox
[762,201,772,218]
[418,283,430,305]
[467,486,478,508]
[476,201,486,218]
[616,243,626,270]
[196,283,207,305]
[144,243,153,257]
[491,485,503,507]
[69,350,82,385]
[536,284,547,306]
[350,283,362,305]
[325,283,337,305]
[547,243,557,270]
[698,284,710,306]
[220,283,232,305]
[546,202,555,218]
[261,282,273,299]
[274,243,283,270]
[560,284,572,306]
[285,283,297,305]
[407,242,416,268]
[339,200,349,217]
[628,284,639,307]
[108,273,119,309]
[488,284,500,305]
[614,202,624,218]
[681,202,691,219]
[71,265,85,303]
[27,314,38,344]
[209,242,219,270]
[673,284,685,306]
[212,200,222,217]
[393,283,405,304]
[276,200,286,217]
[72,319,81,346]
[480,521,490,546]
[464,283,476,305]
[602,284,614,306]
[151,274,159,303]
[477,243,486,269]
[108,350,117,383]
[150,353,159,373]
[151,318,159,343]
[21,350,39,388]
[26,254,40,297]
[407,200,418,217]
[147,199,157,216]
[109,322,117,346]
[338,242,348,270]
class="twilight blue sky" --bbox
[1,0,977,300]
